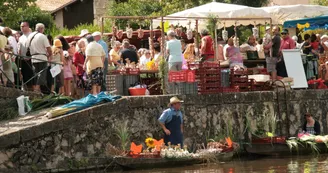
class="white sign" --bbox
[50,65,61,78]
[282,50,308,89]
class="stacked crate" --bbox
[106,74,124,95]
[230,69,251,92]
[197,62,221,94]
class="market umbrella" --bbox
[262,4,328,24]
[153,2,271,29]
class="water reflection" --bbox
[115,155,328,173]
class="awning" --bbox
[283,16,328,30]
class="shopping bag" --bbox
[16,95,32,116]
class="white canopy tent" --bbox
[153,2,272,29]
[262,4,328,24]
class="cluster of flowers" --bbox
[160,143,199,159]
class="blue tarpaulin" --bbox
[283,16,328,30]
[61,92,121,113]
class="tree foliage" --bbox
[0,0,55,34]
[311,0,328,6]
[0,0,36,26]
[109,0,270,29]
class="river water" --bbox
[114,155,328,173]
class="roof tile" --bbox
[35,0,76,13]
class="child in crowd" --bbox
[63,51,73,96]
[52,39,64,94]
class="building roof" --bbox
[35,0,77,13]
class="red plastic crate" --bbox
[199,62,220,68]
[169,71,187,82]
[127,68,140,75]
[198,89,222,94]
[186,70,196,83]
[198,82,221,88]
[222,87,239,93]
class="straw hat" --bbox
[321,35,328,40]
[79,29,90,37]
[92,31,102,37]
[53,39,62,47]
[168,96,184,107]
[265,26,271,31]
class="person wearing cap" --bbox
[321,35,328,52]
[79,29,90,47]
[83,35,105,95]
[277,29,295,77]
[51,39,64,94]
[158,96,184,146]
[302,113,320,135]
[92,31,108,92]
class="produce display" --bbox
[196,138,234,156]
[126,26,133,38]
[31,94,73,111]
[286,134,328,153]
[117,30,124,39]
[161,143,199,159]
[222,29,228,41]
[252,27,259,39]
[138,28,144,39]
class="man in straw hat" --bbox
[158,96,184,146]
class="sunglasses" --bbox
[281,33,287,35]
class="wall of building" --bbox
[93,0,109,26]
[53,10,64,29]
[63,0,94,29]
[0,90,328,172]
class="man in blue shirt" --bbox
[158,97,184,146]
[92,32,109,91]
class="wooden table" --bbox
[243,59,266,68]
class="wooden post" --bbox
[101,17,104,34]
[150,19,154,59]
[270,18,273,36]
[214,17,218,61]
[195,20,199,58]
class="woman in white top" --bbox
[166,30,182,71]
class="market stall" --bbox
[99,13,275,96]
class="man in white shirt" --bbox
[18,22,34,90]
[26,23,52,92]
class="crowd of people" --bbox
[0,22,111,97]
[1,22,327,97]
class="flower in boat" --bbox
[145,137,155,148]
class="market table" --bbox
[243,59,266,68]
[107,70,162,96]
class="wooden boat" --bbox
[114,156,203,170]
[244,143,328,156]
[114,151,234,170]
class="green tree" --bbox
[312,0,328,6]
[0,0,36,26]
[15,6,55,34]
[216,0,269,7]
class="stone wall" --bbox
[0,90,328,172]
[0,86,41,121]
